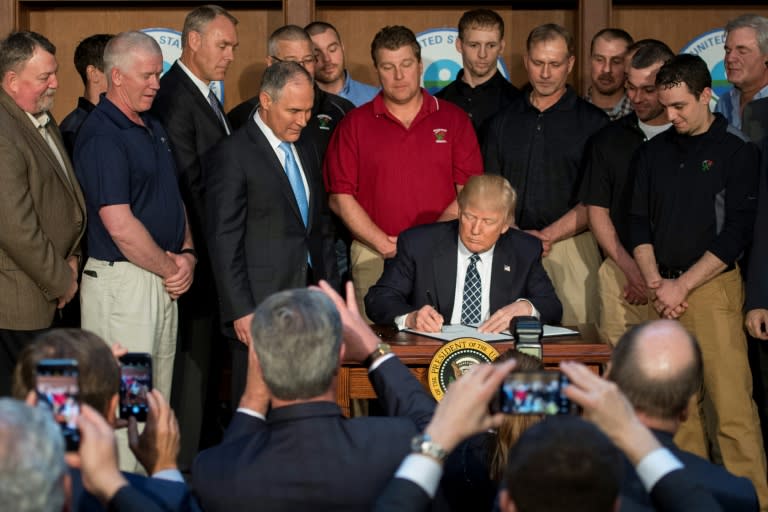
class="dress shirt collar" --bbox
[26,110,50,130]
[176,59,214,99]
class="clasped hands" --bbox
[647,278,689,319]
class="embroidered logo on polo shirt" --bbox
[317,114,332,130]
[701,160,714,172]
[433,128,448,143]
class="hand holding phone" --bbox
[119,353,152,422]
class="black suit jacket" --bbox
[69,467,201,512]
[191,357,436,511]
[619,430,757,512]
[151,62,230,313]
[365,221,562,325]
[204,114,339,335]
[746,136,768,312]
[374,462,724,512]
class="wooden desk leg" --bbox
[336,366,351,418]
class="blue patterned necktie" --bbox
[461,253,482,325]
[278,141,309,227]
[207,89,228,132]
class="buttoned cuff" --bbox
[393,454,443,498]
[368,353,396,372]
[636,447,684,491]
[236,408,267,421]
[514,298,540,319]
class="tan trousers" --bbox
[665,268,768,510]
[350,240,384,324]
[597,257,654,345]
[541,231,602,325]
[81,258,178,473]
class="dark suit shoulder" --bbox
[228,97,259,130]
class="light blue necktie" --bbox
[278,141,309,227]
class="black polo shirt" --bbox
[629,114,759,269]
[483,85,609,230]
[579,113,646,250]
[435,70,519,143]
[74,96,186,262]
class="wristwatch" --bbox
[362,342,392,369]
[410,433,448,463]
[179,247,198,262]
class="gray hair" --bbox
[267,25,312,57]
[260,60,313,102]
[181,4,238,48]
[0,31,55,79]
[0,399,66,512]
[103,31,162,84]
[250,289,342,400]
[725,14,768,55]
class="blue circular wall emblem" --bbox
[680,29,729,107]
[417,28,510,95]
[141,27,225,103]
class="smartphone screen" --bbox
[119,353,152,422]
[36,359,81,451]
[495,370,573,415]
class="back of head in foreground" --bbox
[608,320,702,426]
[12,328,120,418]
[501,415,622,512]
[0,398,67,512]
[251,287,342,401]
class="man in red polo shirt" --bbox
[324,25,483,321]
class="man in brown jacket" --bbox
[0,31,86,395]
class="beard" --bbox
[35,88,56,113]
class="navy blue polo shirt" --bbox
[74,95,185,262]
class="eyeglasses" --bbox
[270,55,317,68]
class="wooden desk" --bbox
[336,324,611,417]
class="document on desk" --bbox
[404,324,579,342]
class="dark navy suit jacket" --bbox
[365,220,562,325]
[619,429,758,512]
[191,357,436,511]
[69,467,200,511]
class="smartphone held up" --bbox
[491,370,574,415]
[36,359,81,451]
[119,353,153,422]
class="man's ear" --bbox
[259,90,272,112]
[107,393,119,427]
[188,30,202,52]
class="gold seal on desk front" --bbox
[428,338,500,400]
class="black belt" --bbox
[658,262,735,279]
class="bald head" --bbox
[608,320,703,422]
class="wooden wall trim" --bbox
[284,0,313,26]
[579,0,611,94]
[0,0,16,35]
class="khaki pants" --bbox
[597,258,653,345]
[541,231,602,325]
[665,268,768,510]
[350,240,384,324]
[81,258,178,473]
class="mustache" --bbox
[597,73,615,82]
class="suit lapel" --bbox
[432,222,459,320]
[47,119,86,213]
[295,137,320,232]
[246,120,305,227]
[489,233,518,313]
[171,63,230,136]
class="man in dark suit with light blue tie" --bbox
[365,175,562,332]
[204,61,339,403]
